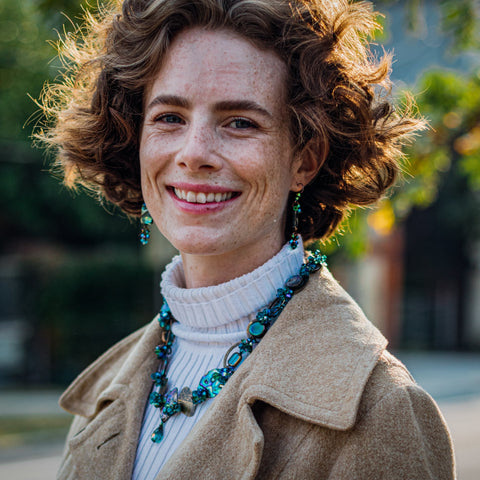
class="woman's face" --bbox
[140,27,310,269]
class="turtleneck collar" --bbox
[160,241,305,330]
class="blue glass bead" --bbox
[306,256,321,272]
[165,387,178,404]
[255,308,271,323]
[277,287,288,298]
[199,368,230,398]
[192,388,208,405]
[227,351,243,368]
[248,321,266,338]
[151,372,167,386]
[285,274,306,292]
[268,296,285,315]
[151,423,164,443]
[299,265,309,277]
[163,405,174,416]
[238,339,253,353]
[141,204,153,225]
[155,344,171,359]
[149,391,162,407]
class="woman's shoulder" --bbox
[359,349,446,425]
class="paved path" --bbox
[0,451,62,480]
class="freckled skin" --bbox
[140,28,318,288]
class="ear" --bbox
[290,143,324,192]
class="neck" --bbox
[181,239,284,289]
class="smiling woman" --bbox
[37,1,455,479]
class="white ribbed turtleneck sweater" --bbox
[132,242,304,480]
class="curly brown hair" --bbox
[37,0,422,242]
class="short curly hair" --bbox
[38,0,421,241]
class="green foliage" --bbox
[440,0,480,51]
[0,0,138,249]
[376,0,480,51]
[0,1,51,142]
[400,69,480,238]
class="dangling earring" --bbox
[289,186,303,250]
[140,203,153,246]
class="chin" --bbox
[167,233,228,257]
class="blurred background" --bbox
[0,0,479,478]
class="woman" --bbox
[39,0,455,478]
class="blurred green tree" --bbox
[323,0,480,256]
[377,0,479,51]
[0,0,134,250]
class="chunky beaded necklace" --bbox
[148,250,327,443]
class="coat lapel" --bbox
[241,266,388,430]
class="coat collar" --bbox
[60,265,387,428]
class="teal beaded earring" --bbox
[140,203,153,245]
[289,186,303,250]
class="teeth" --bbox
[173,188,234,204]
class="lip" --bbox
[167,183,241,214]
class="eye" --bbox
[228,118,257,129]
[156,114,184,124]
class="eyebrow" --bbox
[214,100,272,119]
[146,94,190,112]
[146,95,272,119]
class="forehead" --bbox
[145,27,288,111]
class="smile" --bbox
[173,188,236,204]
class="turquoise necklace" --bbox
[149,250,327,443]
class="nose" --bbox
[175,123,222,172]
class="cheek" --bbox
[139,138,168,185]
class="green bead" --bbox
[151,423,164,443]
[248,321,266,338]
[227,351,243,368]
[199,368,228,397]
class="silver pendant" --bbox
[178,386,196,417]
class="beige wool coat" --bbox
[57,266,455,480]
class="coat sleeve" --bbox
[328,384,456,480]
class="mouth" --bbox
[172,187,239,204]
